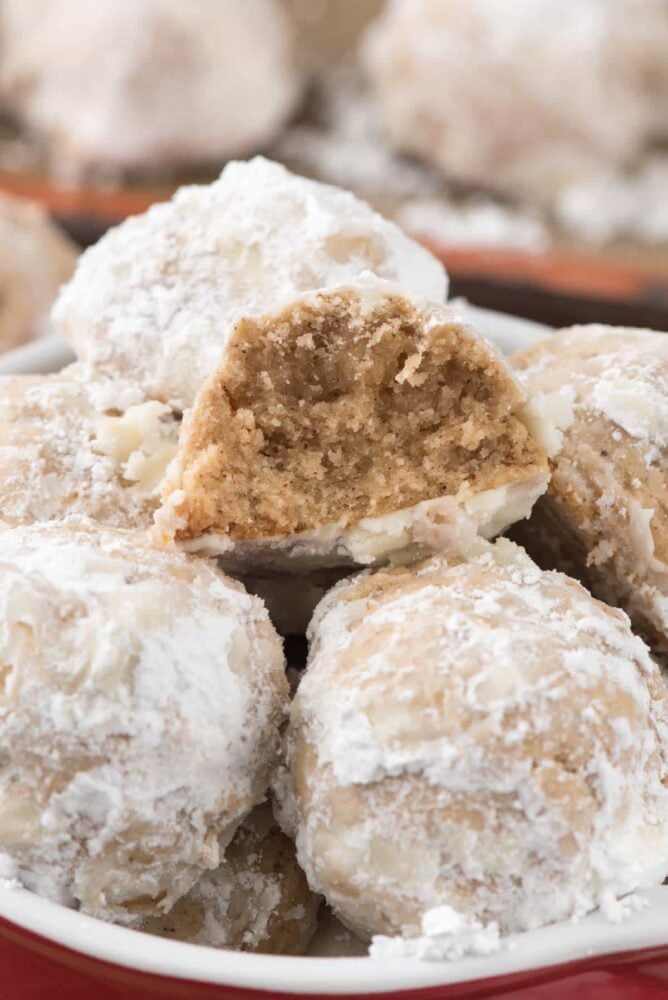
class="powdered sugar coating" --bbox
[363,0,668,205]
[521,326,668,468]
[514,325,668,663]
[0,522,287,924]
[140,804,319,954]
[1,0,300,179]
[284,539,668,938]
[370,905,501,962]
[0,364,179,530]
[0,191,77,351]
[53,158,448,409]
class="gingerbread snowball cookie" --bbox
[156,279,551,571]
[53,158,448,410]
[1,0,300,178]
[0,523,287,924]
[363,0,668,205]
[0,365,179,531]
[281,541,668,940]
[514,325,668,664]
[0,192,77,353]
[140,804,319,955]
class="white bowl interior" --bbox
[1,883,668,995]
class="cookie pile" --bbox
[0,158,666,956]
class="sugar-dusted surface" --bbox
[54,158,448,409]
[514,325,668,663]
[283,540,668,940]
[0,363,179,530]
[139,804,319,955]
[0,522,287,925]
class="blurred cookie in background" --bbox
[282,0,382,72]
[0,190,77,352]
[0,0,302,183]
[362,0,668,208]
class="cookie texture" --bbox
[140,804,319,954]
[54,158,447,409]
[282,540,668,938]
[513,325,668,664]
[0,523,287,924]
[157,279,549,570]
[0,365,179,530]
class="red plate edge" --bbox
[3,916,668,1000]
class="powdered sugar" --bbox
[370,905,501,961]
[54,158,447,409]
[515,324,668,665]
[592,361,668,466]
[598,891,649,924]
[139,804,318,953]
[285,539,668,939]
[0,522,287,923]
[0,364,179,529]
[520,326,668,468]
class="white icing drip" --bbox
[519,388,575,458]
[171,476,547,572]
[627,500,668,575]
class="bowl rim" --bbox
[1,884,668,995]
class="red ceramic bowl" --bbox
[3,884,668,999]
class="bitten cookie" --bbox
[157,279,550,571]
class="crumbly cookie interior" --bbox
[169,290,545,541]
